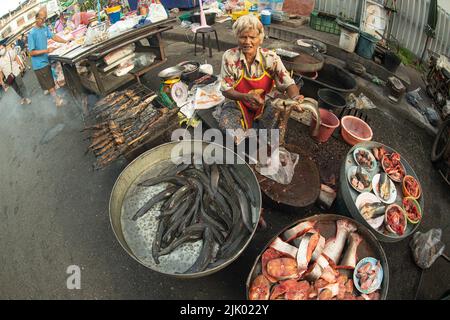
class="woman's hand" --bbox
[243,92,264,111]
[292,94,305,103]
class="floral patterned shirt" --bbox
[220,47,295,93]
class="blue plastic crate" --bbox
[160,0,199,9]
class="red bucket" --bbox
[310,108,340,143]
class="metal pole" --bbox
[420,35,431,64]
[97,0,101,23]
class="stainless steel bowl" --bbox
[157,66,184,81]
[109,140,262,278]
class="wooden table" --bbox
[50,18,176,111]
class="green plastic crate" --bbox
[310,11,340,35]
[179,12,192,22]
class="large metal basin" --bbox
[109,140,262,278]
[339,141,425,242]
[299,63,358,100]
[246,214,389,300]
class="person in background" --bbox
[16,36,26,51]
[15,35,30,71]
[71,11,97,28]
[28,8,68,107]
[137,0,162,16]
[137,0,152,16]
[54,12,67,33]
[0,42,31,105]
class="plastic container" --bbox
[106,6,122,24]
[383,51,402,72]
[231,10,249,21]
[318,88,347,111]
[260,10,272,25]
[341,116,373,146]
[258,0,271,11]
[310,10,340,35]
[269,0,284,11]
[402,175,422,199]
[191,12,216,25]
[310,108,340,143]
[339,28,359,53]
[356,32,379,59]
[402,197,422,224]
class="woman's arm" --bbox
[222,88,264,111]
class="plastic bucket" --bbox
[310,108,340,143]
[261,12,271,25]
[356,32,379,59]
[108,11,121,24]
[106,6,122,24]
[318,88,347,111]
[105,6,121,14]
[383,51,402,72]
[339,28,359,53]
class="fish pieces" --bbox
[249,275,271,300]
[270,279,310,300]
[266,258,299,281]
[262,248,285,283]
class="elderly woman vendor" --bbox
[218,15,303,131]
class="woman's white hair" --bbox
[232,14,265,42]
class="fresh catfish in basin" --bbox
[322,219,357,264]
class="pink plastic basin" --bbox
[341,115,373,146]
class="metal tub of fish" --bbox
[246,214,389,300]
[109,140,262,278]
[339,141,424,242]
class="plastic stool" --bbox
[194,26,220,58]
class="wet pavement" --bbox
[0,34,449,300]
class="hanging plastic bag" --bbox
[410,229,446,269]
[347,93,377,110]
[148,1,168,23]
[255,146,299,185]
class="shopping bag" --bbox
[148,2,168,23]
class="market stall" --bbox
[49,17,177,102]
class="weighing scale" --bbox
[158,78,188,109]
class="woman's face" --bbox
[238,28,261,57]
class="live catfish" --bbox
[134,154,256,273]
